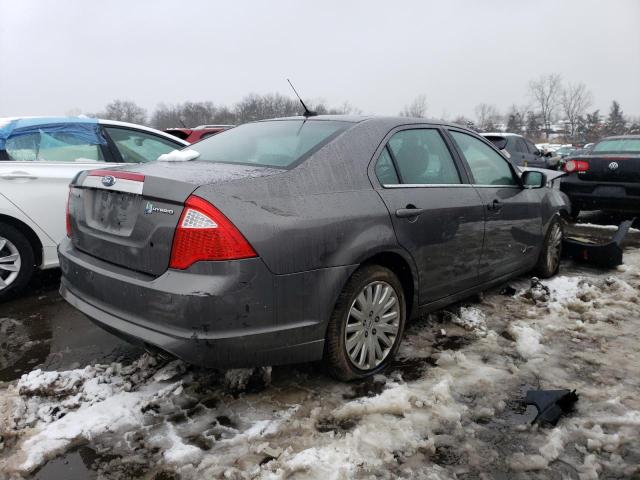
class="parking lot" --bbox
[0,213,638,479]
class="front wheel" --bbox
[0,223,35,302]
[534,217,563,278]
[324,265,406,381]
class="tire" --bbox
[324,265,406,381]
[534,217,563,278]
[0,223,35,302]
[569,203,581,220]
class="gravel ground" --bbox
[0,214,639,480]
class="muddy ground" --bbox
[0,212,639,480]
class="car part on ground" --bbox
[525,389,579,426]
[563,218,635,268]
[0,116,188,301]
[59,116,569,380]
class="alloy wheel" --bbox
[345,280,400,370]
[546,223,563,273]
[0,236,21,291]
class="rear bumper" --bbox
[58,238,355,368]
[560,177,640,212]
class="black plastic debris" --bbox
[525,389,579,426]
[500,285,517,296]
[563,218,635,269]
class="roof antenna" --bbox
[287,79,317,117]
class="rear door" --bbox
[448,129,542,280]
[0,123,113,244]
[372,127,485,304]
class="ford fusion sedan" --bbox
[0,116,188,301]
[59,116,568,380]
[560,135,640,217]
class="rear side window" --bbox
[5,127,106,162]
[593,138,640,153]
[105,127,180,163]
[191,120,351,168]
[380,129,461,185]
[375,148,400,184]
[514,138,529,153]
[450,131,517,186]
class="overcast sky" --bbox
[1,0,638,121]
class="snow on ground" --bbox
[1,252,640,479]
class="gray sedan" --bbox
[59,116,568,380]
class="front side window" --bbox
[5,126,106,162]
[382,129,461,185]
[105,127,180,163]
[190,120,351,168]
[450,131,517,186]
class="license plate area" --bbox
[593,185,626,197]
[84,189,141,236]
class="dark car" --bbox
[164,125,234,143]
[560,135,640,217]
[481,133,554,169]
[59,116,568,380]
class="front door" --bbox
[373,127,485,304]
[448,130,542,280]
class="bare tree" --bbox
[399,95,428,118]
[99,99,147,124]
[474,103,501,131]
[561,83,592,139]
[505,104,529,134]
[528,74,562,139]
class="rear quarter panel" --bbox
[192,119,409,275]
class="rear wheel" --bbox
[324,265,406,381]
[535,217,563,278]
[0,223,35,302]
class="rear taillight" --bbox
[564,160,589,173]
[66,187,72,238]
[169,195,256,269]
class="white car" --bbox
[0,117,188,300]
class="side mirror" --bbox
[521,170,546,189]
[534,150,542,156]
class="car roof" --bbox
[253,114,475,130]
[598,135,640,140]
[99,119,189,145]
[481,132,522,137]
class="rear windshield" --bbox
[593,138,640,153]
[190,120,351,168]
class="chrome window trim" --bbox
[381,183,521,189]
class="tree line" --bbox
[92,94,360,131]
[92,75,639,144]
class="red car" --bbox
[164,124,234,143]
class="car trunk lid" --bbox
[576,154,640,182]
[68,162,282,276]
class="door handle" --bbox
[487,199,503,211]
[0,171,37,180]
[395,207,427,218]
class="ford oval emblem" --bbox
[608,162,619,171]
[101,175,116,187]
